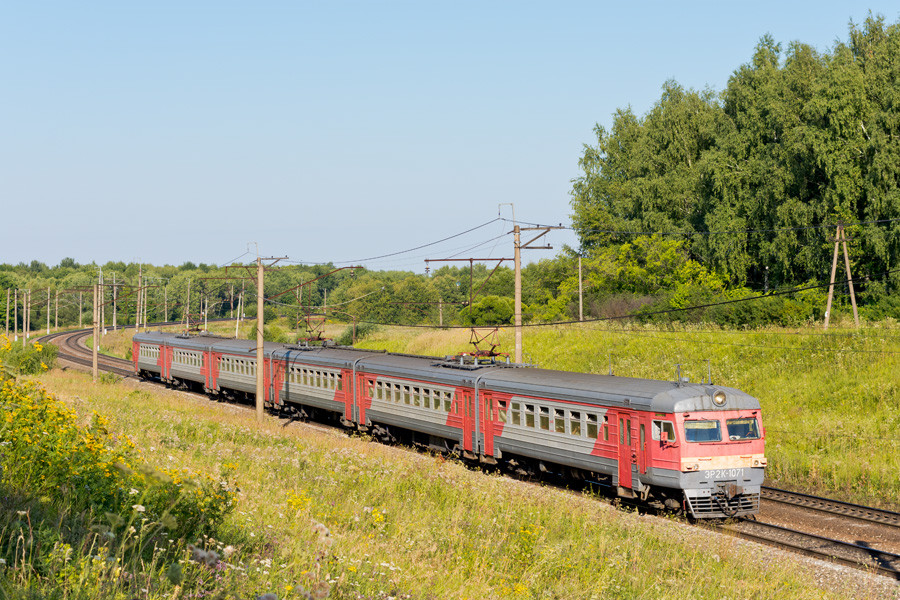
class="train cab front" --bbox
[672,388,766,518]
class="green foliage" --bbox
[0,378,236,598]
[0,338,57,376]
[336,321,379,346]
[571,15,900,300]
[459,295,514,326]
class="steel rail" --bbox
[713,518,900,580]
[762,485,900,528]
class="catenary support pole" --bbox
[256,257,265,424]
[578,254,583,322]
[92,284,99,382]
[514,225,522,363]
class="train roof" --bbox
[479,367,759,413]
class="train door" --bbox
[614,410,635,490]
[637,419,648,474]
[342,370,354,422]
[356,371,369,425]
[460,390,474,453]
[480,391,494,456]
[161,344,172,381]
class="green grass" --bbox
[18,370,863,599]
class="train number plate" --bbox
[704,468,744,480]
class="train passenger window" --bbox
[570,412,581,436]
[404,386,411,404]
[684,420,722,442]
[554,409,565,433]
[626,419,632,446]
[586,414,598,439]
[726,418,760,440]
[413,387,421,407]
[651,420,677,442]
[640,424,645,450]
[498,400,508,423]
[337,376,342,391]
[423,389,431,409]
[510,402,521,425]
[539,407,550,430]
[525,405,535,427]
[367,382,375,398]
[442,392,452,411]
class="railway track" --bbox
[762,485,900,529]
[41,327,900,581]
[715,518,900,580]
[41,327,136,377]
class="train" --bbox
[132,330,766,518]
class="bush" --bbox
[0,378,236,559]
[336,321,379,346]
[0,337,57,376]
[459,295,514,326]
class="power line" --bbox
[349,266,900,332]
[500,216,900,238]
[286,218,502,266]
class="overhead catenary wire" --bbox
[285,218,502,266]
[499,216,900,237]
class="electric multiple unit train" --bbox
[134,331,765,518]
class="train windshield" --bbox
[726,418,760,440]
[684,420,722,442]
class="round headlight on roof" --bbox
[713,390,727,407]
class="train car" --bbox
[132,331,765,518]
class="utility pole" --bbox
[112,273,117,330]
[204,295,208,331]
[5,288,9,337]
[185,278,191,330]
[230,284,235,320]
[439,297,443,327]
[824,223,860,330]
[578,255,584,322]
[23,290,29,347]
[164,284,168,323]
[99,267,104,336]
[14,289,18,342]
[54,289,58,330]
[235,290,243,338]
[79,291,83,329]
[46,286,50,334]
[514,223,564,363]
[92,284,99,381]
[257,257,264,423]
[136,265,143,331]
[253,255,287,424]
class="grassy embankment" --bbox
[94,317,900,508]
[17,368,863,599]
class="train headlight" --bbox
[712,390,727,407]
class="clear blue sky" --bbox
[2,2,897,271]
